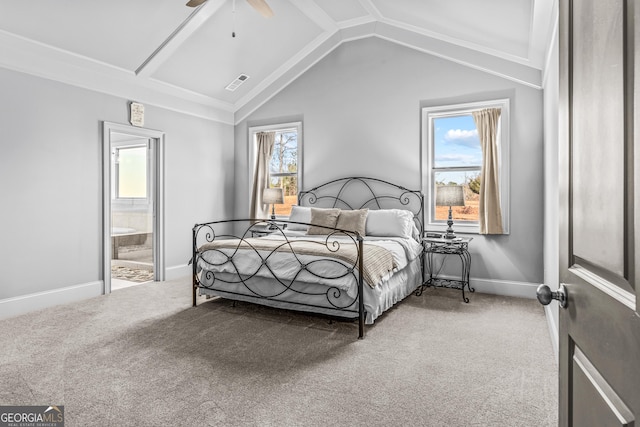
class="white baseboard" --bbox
[0,280,103,320]
[0,263,191,320]
[437,275,539,299]
[166,264,191,281]
[471,277,540,299]
[0,271,541,321]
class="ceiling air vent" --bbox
[225,74,249,91]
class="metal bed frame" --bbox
[191,177,424,339]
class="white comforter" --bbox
[197,231,422,299]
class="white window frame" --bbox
[248,121,303,218]
[421,99,510,235]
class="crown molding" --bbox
[376,15,539,70]
[233,19,542,124]
[0,29,235,124]
[373,22,542,90]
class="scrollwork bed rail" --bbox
[192,220,367,337]
[299,176,423,233]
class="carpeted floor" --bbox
[0,277,557,426]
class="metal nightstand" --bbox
[416,236,474,302]
[250,224,274,237]
[250,223,287,237]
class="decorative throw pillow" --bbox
[306,208,340,235]
[335,209,368,236]
[287,205,311,231]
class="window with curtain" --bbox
[249,122,302,217]
[421,99,510,235]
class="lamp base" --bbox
[268,205,277,229]
[444,206,456,239]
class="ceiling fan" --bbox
[186,0,274,18]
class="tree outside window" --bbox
[249,122,302,217]
[269,129,298,215]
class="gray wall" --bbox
[0,67,234,301]
[0,35,545,306]
[235,37,544,285]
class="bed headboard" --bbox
[298,176,424,236]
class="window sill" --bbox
[426,222,479,235]
[426,223,511,236]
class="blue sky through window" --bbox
[434,115,481,167]
[433,114,481,185]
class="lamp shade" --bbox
[262,187,284,205]
[436,185,465,207]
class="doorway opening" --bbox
[111,138,153,289]
[102,122,164,293]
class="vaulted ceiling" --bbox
[0,0,556,124]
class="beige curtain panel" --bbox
[250,131,276,218]
[472,108,504,234]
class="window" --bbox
[422,99,509,234]
[111,139,150,201]
[249,122,302,216]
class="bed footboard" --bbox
[191,219,367,338]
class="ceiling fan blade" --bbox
[246,0,274,18]
[186,0,207,7]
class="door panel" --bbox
[571,0,626,278]
[559,0,639,426]
[572,345,634,427]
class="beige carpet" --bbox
[0,277,557,426]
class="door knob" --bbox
[536,284,567,308]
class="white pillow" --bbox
[365,209,415,238]
[410,222,421,240]
[287,205,311,231]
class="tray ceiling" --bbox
[0,0,556,124]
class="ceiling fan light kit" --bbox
[186,0,273,18]
[246,0,273,18]
[185,0,206,7]
[187,0,272,37]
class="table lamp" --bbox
[262,187,284,229]
[436,185,465,239]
